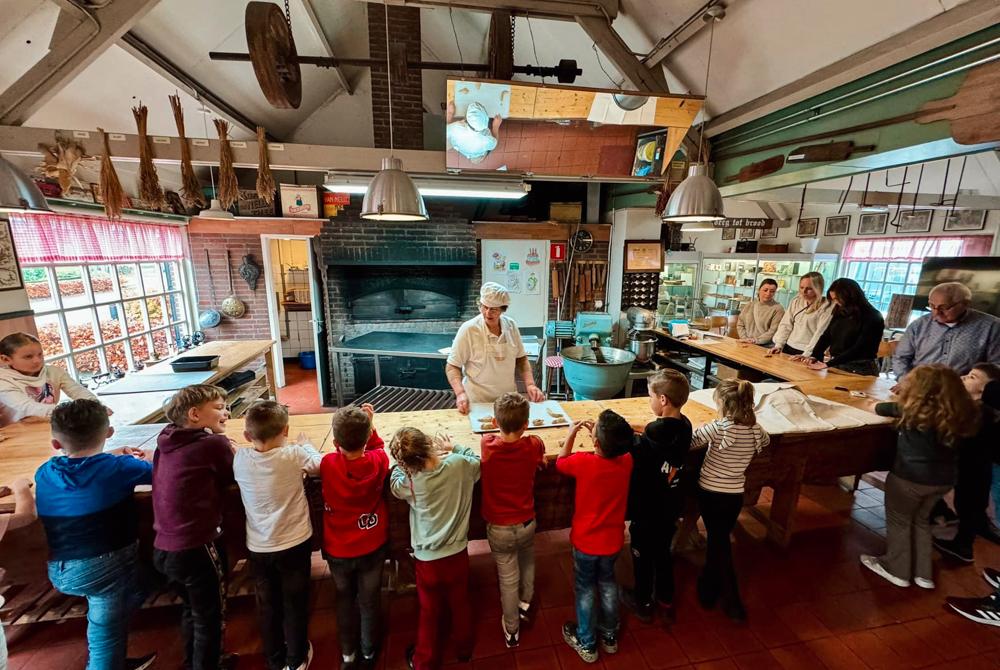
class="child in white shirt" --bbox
[0,332,97,424]
[233,401,322,670]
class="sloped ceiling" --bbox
[0,0,979,152]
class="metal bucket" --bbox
[560,346,636,400]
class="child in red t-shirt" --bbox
[481,392,546,649]
[320,403,389,669]
[556,410,634,664]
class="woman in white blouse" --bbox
[768,272,833,358]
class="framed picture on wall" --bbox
[897,209,933,233]
[740,228,758,240]
[796,217,819,237]
[858,212,888,235]
[943,209,987,232]
[721,227,736,240]
[0,220,25,292]
[824,215,850,236]
[760,224,778,239]
[624,240,663,272]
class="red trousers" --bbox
[414,550,472,670]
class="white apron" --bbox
[447,315,525,403]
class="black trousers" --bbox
[698,488,744,607]
[952,446,993,549]
[249,539,313,670]
[629,493,681,606]
[153,538,228,670]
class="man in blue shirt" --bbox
[893,282,1000,380]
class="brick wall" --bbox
[368,4,423,150]
[188,232,273,341]
[320,199,480,399]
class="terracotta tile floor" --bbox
[277,361,332,415]
[7,485,1000,669]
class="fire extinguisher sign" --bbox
[550,242,567,261]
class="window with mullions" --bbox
[22,262,190,381]
[839,234,994,317]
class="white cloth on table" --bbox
[689,385,891,435]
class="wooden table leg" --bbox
[263,348,277,399]
[766,460,806,548]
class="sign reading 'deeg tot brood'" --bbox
[714,218,773,229]
[279,184,320,219]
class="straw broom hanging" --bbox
[168,94,206,209]
[98,128,129,220]
[214,118,239,210]
[131,104,164,210]
[255,126,275,205]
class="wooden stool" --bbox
[544,355,567,399]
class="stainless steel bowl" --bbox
[628,334,657,363]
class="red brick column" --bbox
[367,3,424,150]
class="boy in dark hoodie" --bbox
[36,398,156,670]
[152,384,236,670]
[321,403,389,670]
[622,369,693,624]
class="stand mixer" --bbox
[625,307,658,365]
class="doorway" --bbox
[261,235,330,414]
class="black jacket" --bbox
[813,303,884,367]
[627,415,692,520]
[876,402,957,486]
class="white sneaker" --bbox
[914,577,935,589]
[860,554,910,588]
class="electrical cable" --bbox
[591,43,621,88]
[695,16,717,165]
[525,15,544,82]
[449,7,465,76]
[384,0,396,153]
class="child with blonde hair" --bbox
[0,332,98,424]
[481,392,545,648]
[389,427,480,670]
[691,379,769,622]
[862,364,979,589]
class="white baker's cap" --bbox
[480,282,510,308]
[466,102,490,132]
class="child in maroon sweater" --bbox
[557,410,634,664]
[152,384,236,670]
[321,403,389,669]
[481,392,545,649]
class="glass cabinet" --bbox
[699,253,840,314]
[658,251,700,320]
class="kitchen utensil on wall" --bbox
[221,250,248,318]
[786,141,875,162]
[724,155,785,183]
[198,250,223,328]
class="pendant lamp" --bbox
[662,7,725,226]
[362,0,427,221]
[195,101,236,220]
[0,155,52,213]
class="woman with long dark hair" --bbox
[804,278,885,375]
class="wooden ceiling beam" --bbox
[0,0,162,126]
[353,0,619,21]
[706,0,1000,137]
[575,15,669,93]
[299,0,354,95]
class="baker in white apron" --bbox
[446,282,545,414]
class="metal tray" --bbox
[170,355,220,373]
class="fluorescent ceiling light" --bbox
[325,173,529,200]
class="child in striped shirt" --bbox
[691,380,769,622]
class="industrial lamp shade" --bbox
[661,163,724,223]
[361,157,428,221]
[199,198,235,220]
[0,155,51,213]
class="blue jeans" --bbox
[572,548,620,650]
[48,543,145,670]
[992,464,1000,526]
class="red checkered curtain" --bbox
[843,234,993,262]
[8,212,185,264]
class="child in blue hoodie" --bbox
[35,398,156,670]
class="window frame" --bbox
[23,260,193,380]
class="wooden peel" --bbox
[725,155,785,183]
[786,141,875,162]
[916,60,1000,145]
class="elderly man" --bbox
[893,281,1000,380]
[446,282,545,414]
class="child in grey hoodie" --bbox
[389,427,480,670]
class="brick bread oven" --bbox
[320,199,481,400]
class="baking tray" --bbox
[170,355,220,372]
[468,400,570,433]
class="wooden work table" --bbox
[654,329,863,383]
[100,339,276,425]
[0,375,894,551]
